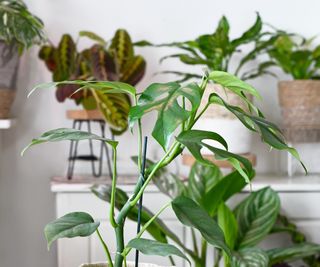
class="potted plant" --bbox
[138,14,275,154]
[23,70,305,266]
[0,0,45,119]
[112,161,320,266]
[265,32,320,142]
[38,29,146,134]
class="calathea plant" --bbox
[23,70,305,267]
[38,29,146,133]
[116,161,319,266]
[138,13,274,82]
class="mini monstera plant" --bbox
[107,161,320,267]
[23,70,305,267]
[139,13,275,82]
[38,29,146,133]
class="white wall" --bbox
[1,0,319,266]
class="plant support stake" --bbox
[135,136,148,267]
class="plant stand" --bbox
[66,110,113,180]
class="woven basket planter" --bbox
[80,262,170,267]
[0,41,19,119]
[279,80,320,142]
[194,84,252,154]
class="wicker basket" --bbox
[278,80,320,142]
[0,89,15,118]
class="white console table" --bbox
[51,174,320,267]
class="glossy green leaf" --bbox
[202,170,255,216]
[188,162,222,206]
[218,203,238,249]
[234,187,280,249]
[22,128,117,155]
[172,196,232,258]
[129,82,201,150]
[91,184,181,244]
[231,13,262,47]
[177,130,253,183]
[29,80,136,98]
[44,212,99,249]
[79,31,107,46]
[232,248,269,267]
[127,238,191,265]
[208,93,307,173]
[268,243,320,265]
[209,71,261,99]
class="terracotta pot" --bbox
[0,41,19,118]
[278,80,320,142]
[80,262,170,267]
[194,84,252,154]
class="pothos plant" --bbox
[109,160,319,267]
[0,0,45,53]
[138,13,274,82]
[265,32,320,80]
[39,29,146,133]
[23,70,305,267]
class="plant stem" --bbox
[123,202,172,256]
[114,224,125,267]
[200,238,207,266]
[109,146,118,228]
[135,96,143,172]
[96,229,113,267]
[191,228,199,256]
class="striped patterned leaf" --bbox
[110,29,134,72]
[53,34,76,81]
[234,187,280,249]
[91,89,131,134]
[38,45,56,71]
[90,44,118,81]
[232,248,269,267]
[120,55,146,85]
[268,243,320,265]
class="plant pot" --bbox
[194,84,252,154]
[80,262,170,267]
[278,80,320,142]
[0,41,19,119]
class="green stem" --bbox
[96,229,113,267]
[200,238,207,266]
[135,95,143,172]
[109,146,118,228]
[123,202,172,256]
[191,228,199,256]
[114,224,125,267]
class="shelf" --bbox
[51,174,320,193]
[0,119,15,129]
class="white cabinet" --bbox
[52,174,320,267]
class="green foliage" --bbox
[38,29,146,134]
[44,212,100,250]
[234,187,280,249]
[172,196,232,258]
[129,82,201,150]
[0,0,45,53]
[24,70,309,267]
[127,238,191,265]
[266,33,320,79]
[143,13,269,81]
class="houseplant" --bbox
[23,70,305,266]
[108,161,320,266]
[0,0,45,118]
[39,29,146,133]
[265,32,320,142]
[139,14,274,154]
